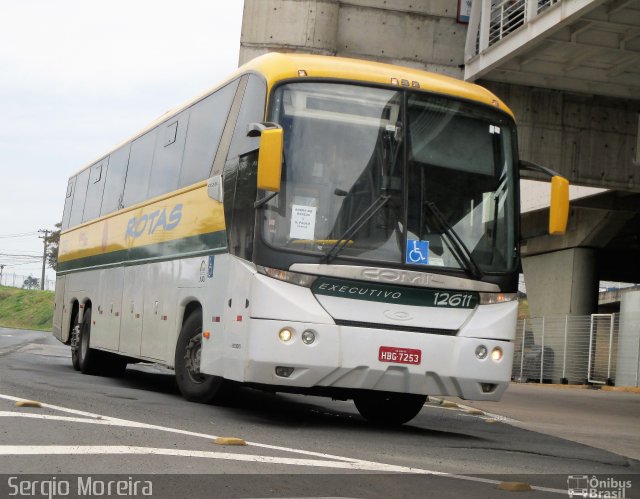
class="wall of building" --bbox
[240,0,467,77]
[483,82,640,193]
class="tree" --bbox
[23,275,40,289]
[45,222,61,271]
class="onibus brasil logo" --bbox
[567,475,633,498]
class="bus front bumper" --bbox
[242,319,513,401]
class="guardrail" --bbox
[513,312,640,386]
[465,0,562,60]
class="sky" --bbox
[0,0,245,286]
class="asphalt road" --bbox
[0,327,638,499]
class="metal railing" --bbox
[466,0,562,60]
[513,313,640,386]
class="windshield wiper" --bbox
[323,123,402,263]
[424,201,483,279]
[322,194,391,263]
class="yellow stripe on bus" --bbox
[58,183,225,264]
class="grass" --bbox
[0,285,54,331]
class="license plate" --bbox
[378,346,421,365]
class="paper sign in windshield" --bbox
[290,205,317,239]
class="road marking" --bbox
[0,392,566,494]
[0,445,443,473]
[0,393,364,464]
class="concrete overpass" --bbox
[239,0,640,317]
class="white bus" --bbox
[53,53,568,424]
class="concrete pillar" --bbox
[240,0,340,65]
[615,291,640,387]
[240,0,466,77]
[522,247,598,318]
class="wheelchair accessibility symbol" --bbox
[406,240,429,265]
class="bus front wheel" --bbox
[354,392,427,425]
[175,309,227,403]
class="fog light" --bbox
[491,347,503,362]
[275,366,295,377]
[301,329,316,345]
[475,345,488,360]
[278,327,294,342]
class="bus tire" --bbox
[75,308,100,375]
[354,392,427,425]
[175,309,227,403]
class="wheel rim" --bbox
[184,333,206,384]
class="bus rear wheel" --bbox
[175,309,228,403]
[354,392,427,425]
[73,308,100,375]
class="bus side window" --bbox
[68,168,90,228]
[179,79,239,188]
[83,159,108,222]
[101,144,131,215]
[222,74,267,260]
[61,177,76,230]
[225,75,265,161]
[148,111,190,199]
[122,129,158,207]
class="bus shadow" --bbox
[105,365,487,442]
[213,386,488,442]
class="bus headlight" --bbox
[479,292,517,305]
[278,327,294,342]
[491,347,503,362]
[257,266,318,287]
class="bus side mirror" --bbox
[549,175,569,235]
[519,160,570,236]
[248,122,283,192]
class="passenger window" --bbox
[83,159,108,222]
[222,74,267,260]
[148,111,189,199]
[101,144,131,215]
[180,79,239,188]
[226,75,267,160]
[68,168,90,228]
[61,177,76,230]
[122,129,158,207]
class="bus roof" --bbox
[70,52,514,177]
[242,52,514,118]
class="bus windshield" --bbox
[262,82,517,274]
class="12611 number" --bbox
[433,292,474,308]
